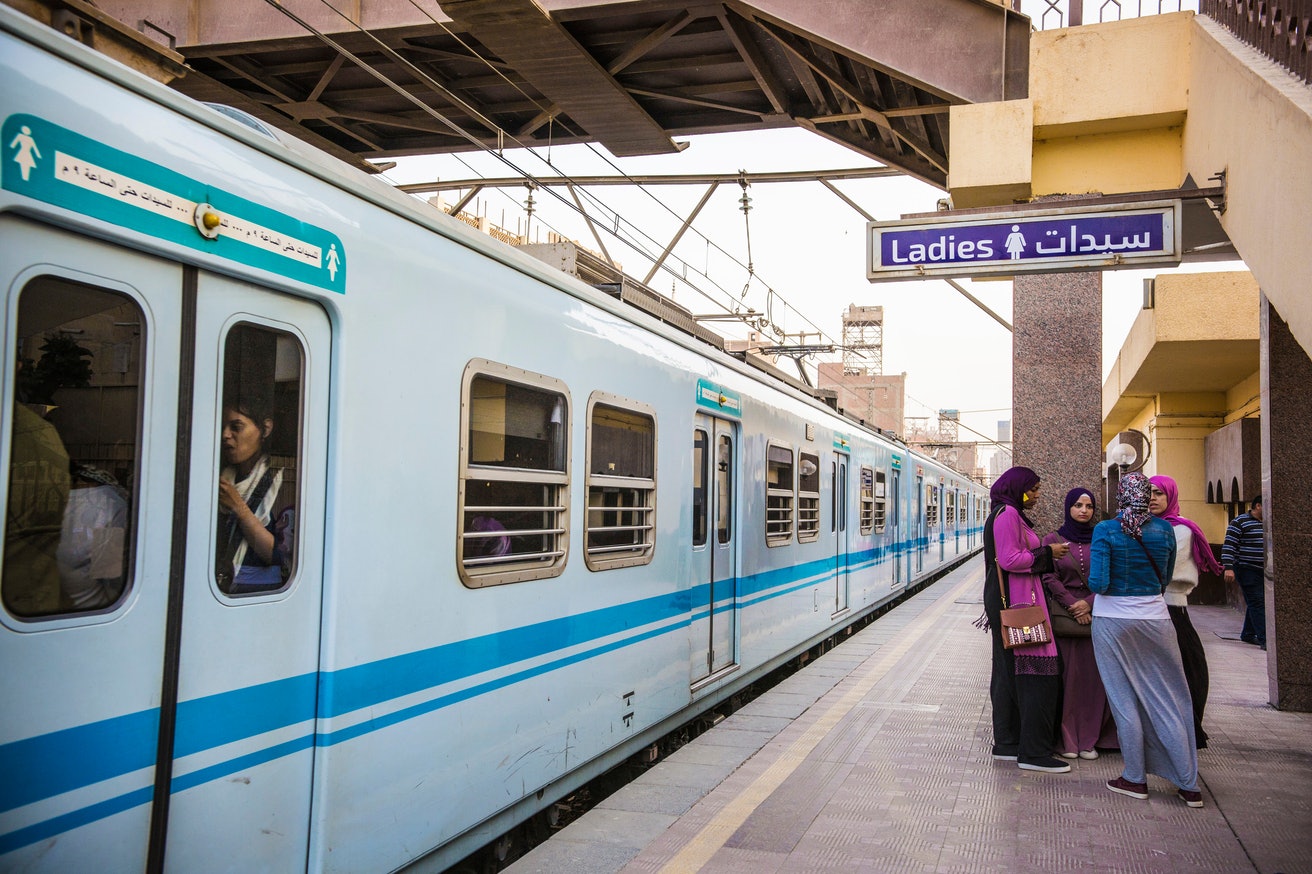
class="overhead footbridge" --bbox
[87,0,1028,185]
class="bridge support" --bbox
[1261,296,1312,710]
[1012,270,1104,535]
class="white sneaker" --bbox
[1059,751,1078,759]
[1079,749,1099,760]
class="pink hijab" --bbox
[1150,475,1224,575]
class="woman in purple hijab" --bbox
[1149,475,1222,749]
[1041,488,1118,759]
[982,466,1071,773]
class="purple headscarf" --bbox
[1117,473,1152,538]
[990,466,1039,527]
[1057,488,1096,544]
[1150,475,1224,574]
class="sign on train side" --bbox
[866,200,1181,282]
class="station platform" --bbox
[504,558,1312,874]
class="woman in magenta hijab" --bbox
[1041,488,1118,759]
[1149,475,1223,749]
[981,466,1071,773]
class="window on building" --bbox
[585,396,655,570]
[459,362,568,586]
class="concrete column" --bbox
[1260,295,1312,711]
[1013,270,1104,535]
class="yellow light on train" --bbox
[193,202,222,240]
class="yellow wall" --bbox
[1032,127,1182,197]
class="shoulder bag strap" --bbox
[1132,533,1164,584]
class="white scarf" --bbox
[221,454,281,575]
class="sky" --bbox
[383,123,1241,468]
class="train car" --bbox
[0,8,985,872]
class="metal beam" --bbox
[397,166,900,194]
[643,183,720,286]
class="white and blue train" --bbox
[0,7,986,872]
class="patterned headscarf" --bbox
[1150,475,1224,574]
[1117,473,1152,538]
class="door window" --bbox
[214,323,303,596]
[3,277,144,618]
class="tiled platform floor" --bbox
[506,558,1312,874]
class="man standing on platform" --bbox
[1222,496,1266,650]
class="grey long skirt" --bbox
[1092,616,1199,790]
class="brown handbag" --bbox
[996,559,1053,650]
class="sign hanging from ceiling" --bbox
[867,200,1181,282]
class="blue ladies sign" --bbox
[867,201,1181,281]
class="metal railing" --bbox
[1022,0,1199,30]
[1202,0,1312,83]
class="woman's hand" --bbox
[1050,541,1071,561]
[1069,598,1091,619]
[218,479,245,515]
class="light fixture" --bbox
[1110,443,1137,472]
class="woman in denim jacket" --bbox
[1090,473,1202,808]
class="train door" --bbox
[914,475,925,574]
[938,484,946,561]
[1,221,181,872]
[163,273,329,872]
[691,415,736,686]
[832,453,849,616]
[0,225,328,873]
[953,488,961,555]
[891,469,903,588]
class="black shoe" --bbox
[1018,756,1071,773]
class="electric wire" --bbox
[279,0,845,349]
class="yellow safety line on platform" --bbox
[657,564,983,873]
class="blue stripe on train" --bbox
[0,535,971,852]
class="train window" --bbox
[716,433,732,545]
[765,443,793,546]
[3,276,143,619]
[458,361,569,587]
[693,429,708,547]
[585,395,655,571]
[926,484,939,526]
[797,451,820,543]
[945,490,956,528]
[215,323,302,597]
[874,469,887,533]
[859,467,874,535]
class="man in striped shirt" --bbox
[1222,496,1266,649]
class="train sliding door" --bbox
[832,453,849,615]
[0,219,329,874]
[162,273,329,872]
[1,220,181,873]
[891,469,903,588]
[691,415,736,686]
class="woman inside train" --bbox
[1091,473,1202,808]
[981,466,1071,773]
[1149,474,1221,749]
[216,391,293,594]
[1041,488,1117,760]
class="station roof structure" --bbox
[97,0,1029,185]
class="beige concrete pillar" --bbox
[1013,270,1104,535]
[1260,295,1312,711]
